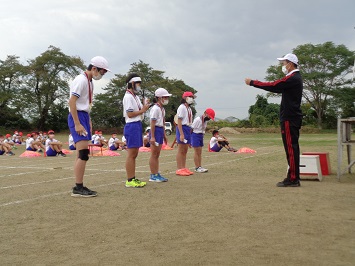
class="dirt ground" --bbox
[0,133,354,265]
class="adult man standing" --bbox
[245,53,303,187]
[68,56,110,197]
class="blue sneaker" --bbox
[157,173,168,182]
[149,174,168,182]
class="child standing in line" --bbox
[148,88,172,182]
[191,108,215,173]
[122,73,150,188]
[68,56,110,197]
[175,91,196,176]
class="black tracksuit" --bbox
[249,70,303,182]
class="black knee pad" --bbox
[78,149,90,161]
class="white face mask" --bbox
[134,85,141,93]
[282,62,290,75]
[92,72,102,80]
[186,97,194,105]
[162,99,169,105]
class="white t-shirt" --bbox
[70,73,93,113]
[108,137,117,147]
[94,135,105,145]
[91,134,97,142]
[45,138,58,151]
[177,104,192,126]
[26,137,34,149]
[191,116,207,134]
[209,136,218,148]
[149,104,165,127]
[123,91,143,123]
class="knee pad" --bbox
[78,149,90,161]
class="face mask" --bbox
[134,84,141,93]
[162,99,169,105]
[282,63,290,75]
[186,97,194,105]
[93,72,103,80]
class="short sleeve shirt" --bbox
[177,104,192,126]
[150,104,165,127]
[123,91,143,123]
[70,73,93,113]
[191,116,207,134]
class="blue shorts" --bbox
[149,126,164,145]
[26,147,36,151]
[176,125,191,144]
[191,133,204,147]
[68,111,92,144]
[110,145,118,151]
[0,150,4,155]
[46,148,57,156]
[69,145,76,150]
[210,143,223,152]
[124,121,143,148]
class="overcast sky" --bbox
[1,0,354,119]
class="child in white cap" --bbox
[148,88,172,182]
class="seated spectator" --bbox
[13,131,23,145]
[4,134,16,148]
[143,129,150,147]
[45,130,66,157]
[109,133,126,150]
[41,132,48,145]
[0,135,15,156]
[68,133,76,150]
[209,130,237,152]
[121,135,127,147]
[91,130,98,144]
[26,132,45,152]
[93,130,108,147]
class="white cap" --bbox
[277,53,298,65]
[155,88,172,97]
[90,56,111,72]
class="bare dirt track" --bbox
[0,133,354,265]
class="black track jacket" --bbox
[249,70,303,122]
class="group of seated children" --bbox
[89,130,127,151]
[209,130,237,152]
[0,134,16,156]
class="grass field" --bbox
[0,132,354,265]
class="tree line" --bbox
[0,42,354,132]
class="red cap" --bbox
[6,134,11,138]
[48,130,54,134]
[205,108,215,121]
[19,132,23,136]
[182,91,196,98]
[95,131,99,134]
[27,134,31,137]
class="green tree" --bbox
[248,95,280,127]
[265,42,355,129]
[0,55,28,128]
[20,46,84,130]
[91,61,197,130]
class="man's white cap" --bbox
[277,53,298,65]
[90,56,111,72]
[155,88,172,97]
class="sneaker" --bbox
[149,174,168,182]
[195,166,208,173]
[125,178,146,188]
[71,186,97,197]
[276,179,301,187]
[176,169,190,176]
[59,152,66,157]
[183,168,194,175]
[6,151,15,156]
[37,149,43,153]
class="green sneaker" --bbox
[125,178,146,188]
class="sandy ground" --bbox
[0,133,354,265]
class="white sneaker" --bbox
[195,167,208,173]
